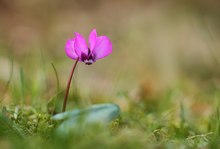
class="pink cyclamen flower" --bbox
[65,29,112,65]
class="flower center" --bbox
[81,48,95,65]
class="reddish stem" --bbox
[62,58,79,112]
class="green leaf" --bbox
[52,103,120,134]
[0,112,24,138]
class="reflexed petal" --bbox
[93,36,112,60]
[64,38,78,59]
[74,32,88,58]
[89,29,97,51]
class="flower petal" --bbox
[93,36,112,60]
[89,29,97,51]
[65,38,78,60]
[74,32,88,58]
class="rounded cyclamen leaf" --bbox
[89,29,97,51]
[52,103,120,135]
[74,32,89,59]
[64,38,78,60]
[93,36,112,60]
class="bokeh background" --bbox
[1,0,220,116]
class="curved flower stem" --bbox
[62,58,79,112]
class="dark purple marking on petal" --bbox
[81,48,96,65]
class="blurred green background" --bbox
[0,0,220,115]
